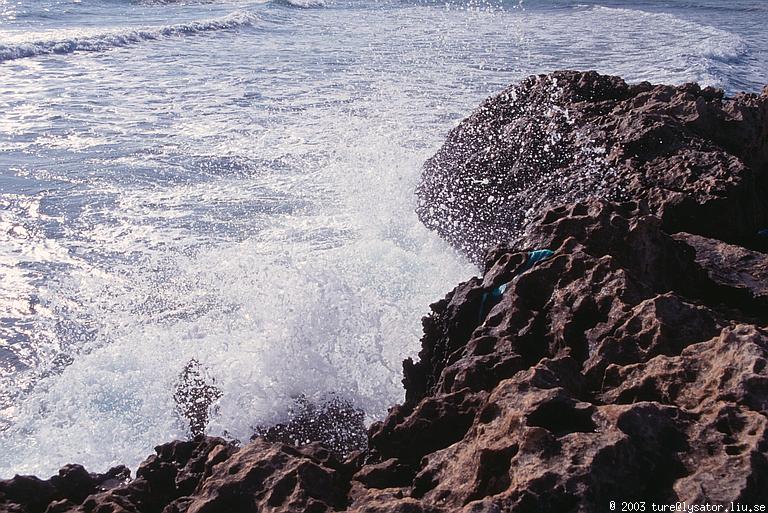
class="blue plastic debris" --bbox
[478,249,555,322]
[491,282,508,297]
[517,249,555,274]
[758,229,768,237]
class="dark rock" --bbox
[135,436,237,502]
[417,70,768,263]
[177,440,350,513]
[673,232,768,321]
[0,465,129,513]
[252,394,368,459]
[354,71,767,511]
[353,459,414,490]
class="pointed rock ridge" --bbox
[1,71,767,513]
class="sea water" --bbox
[0,0,766,477]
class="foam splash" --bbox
[0,98,475,477]
[0,192,90,429]
[0,192,471,477]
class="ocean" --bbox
[0,0,766,478]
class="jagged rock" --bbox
[0,465,129,513]
[178,441,350,513]
[602,325,768,502]
[673,232,768,319]
[46,437,236,513]
[353,72,768,510]
[360,191,766,509]
[417,70,768,262]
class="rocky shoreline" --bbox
[2,71,767,512]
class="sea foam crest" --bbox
[587,5,749,87]
[0,11,259,63]
[590,5,748,62]
[272,0,326,8]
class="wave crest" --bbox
[0,11,259,63]
[586,5,749,87]
[272,0,326,9]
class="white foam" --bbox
[0,182,471,476]
[0,78,475,477]
[277,0,326,8]
[0,193,90,427]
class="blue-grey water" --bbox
[0,0,766,477]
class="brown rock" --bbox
[181,441,349,513]
[0,466,129,513]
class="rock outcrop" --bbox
[2,71,767,513]
[417,71,768,263]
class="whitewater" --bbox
[0,0,766,478]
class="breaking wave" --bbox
[560,5,752,88]
[271,0,326,8]
[591,6,749,62]
[0,11,259,62]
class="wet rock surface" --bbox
[2,71,767,512]
[417,70,768,263]
[252,395,368,459]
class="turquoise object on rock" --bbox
[489,282,508,297]
[518,249,555,274]
[478,249,555,322]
